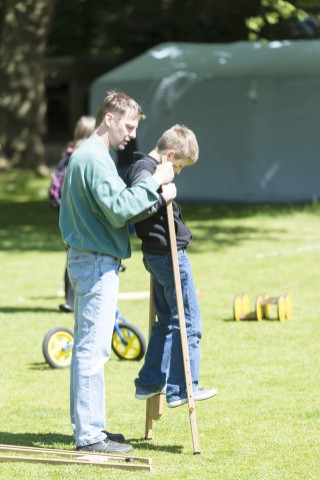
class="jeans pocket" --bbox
[68,255,95,297]
[143,252,170,274]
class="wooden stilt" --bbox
[162,155,201,454]
[0,444,152,471]
[145,276,164,440]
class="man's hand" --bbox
[161,183,177,203]
[153,162,174,185]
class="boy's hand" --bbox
[161,183,177,203]
[153,163,174,185]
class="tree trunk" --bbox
[0,0,56,169]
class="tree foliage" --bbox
[0,0,56,170]
[47,0,320,66]
[246,0,320,40]
[47,0,263,67]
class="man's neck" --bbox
[94,129,109,148]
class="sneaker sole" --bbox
[77,445,134,454]
[168,389,218,408]
[103,446,134,454]
[135,391,164,400]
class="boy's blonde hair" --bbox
[156,124,199,164]
[95,90,145,127]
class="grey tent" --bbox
[90,40,320,203]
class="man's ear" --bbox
[104,112,113,127]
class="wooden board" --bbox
[0,444,152,471]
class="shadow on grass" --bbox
[126,438,184,454]
[0,200,63,252]
[27,296,63,301]
[129,202,319,254]
[222,317,237,322]
[0,307,59,313]
[2,198,319,253]
[29,362,55,371]
[0,432,184,454]
[0,431,73,448]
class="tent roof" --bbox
[93,40,320,85]
[90,40,320,203]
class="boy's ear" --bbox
[166,149,175,160]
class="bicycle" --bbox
[42,307,146,369]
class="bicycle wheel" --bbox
[42,326,74,369]
[112,322,146,361]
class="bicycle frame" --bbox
[60,308,128,352]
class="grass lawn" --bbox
[0,171,319,479]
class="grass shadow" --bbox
[0,200,63,252]
[0,431,73,448]
[0,431,184,454]
[28,362,56,371]
[126,438,184,454]
[2,196,320,254]
[0,307,59,313]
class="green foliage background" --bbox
[48,0,320,65]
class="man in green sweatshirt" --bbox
[59,90,176,454]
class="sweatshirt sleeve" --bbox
[87,160,161,228]
[125,161,166,224]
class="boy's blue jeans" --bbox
[67,247,119,447]
[136,249,202,403]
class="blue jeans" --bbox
[67,247,119,447]
[136,250,202,403]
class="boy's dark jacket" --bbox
[125,152,192,254]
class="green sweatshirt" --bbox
[59,136,160,259]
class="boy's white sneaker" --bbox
[167,387,218,408]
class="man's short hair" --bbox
[95,90,145,127]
